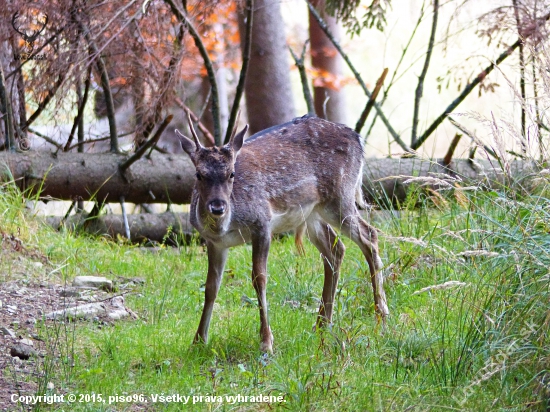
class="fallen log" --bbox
[0,151,195,204]
[0,151,537,204]
[361,156,536,205]
[46,212,193,243]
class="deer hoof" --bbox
[375,255,384,271]
[193,333,208,346]
[260,341,273,354]
[313,316,333,332]
[260,330,274,353]
[376,301,390,318]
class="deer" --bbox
[176,115,389,353]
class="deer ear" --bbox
[175,129,197,162]
[230,124,248,154]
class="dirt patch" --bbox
[1,233,137,411]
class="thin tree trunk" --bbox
[1,31,21,151]
[308,0,346,123]
[0,63,15,150]
[411,0,438,147]
[89,42,118,153]
[240,0,295,134]
[14,61,27,144]
[512,0,526,152]
[216,57,229,139]
[225,0,254,144]
[77,76,85,211]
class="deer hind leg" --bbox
[322,206,389,318]
[295,222,306,256]
[305,215,346,329]
[251,231,274,353]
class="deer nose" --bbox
[208,200,227,216]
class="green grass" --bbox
[1,178,549,411]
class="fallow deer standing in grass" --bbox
[177,115,388,353]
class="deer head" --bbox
[176,115,248,219]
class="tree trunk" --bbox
[0,151,536,205]
[0,2,22,150]
[308,0,346,123]
[240,0,296,134]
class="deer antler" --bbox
[187,112,203,150]
[11,12,26,38]
[229,110,241,141]
[11,11,48,42]
[29,14,48,41]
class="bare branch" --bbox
[174,97,215,146]
[93,53,118,153]
[411,0,439,147]
[165,0,222,146]
[412,10,550,151]
[69,4,119,153]
[413,40,522,151]
[225,0,254,144]
[22,73,65,132]
[75,16,119,153]
[442,133,462,167]
[366,1,426,139]
[89,0,137,45]
[120,196,131,239]
[137,23,185,148]
[65,131,134,152]
[447,116,498,159]
[64,67,92,152]
[119,115,173,173]
[28,127,62,150]
[306,0,412,153]
[6,27,65,80]
[355,68,388,134]
[289,41,315,116]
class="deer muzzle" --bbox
[207,199,227,216]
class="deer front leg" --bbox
[251,232,274,353]
[194,242,228,345]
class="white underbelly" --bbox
[269,204,315,234]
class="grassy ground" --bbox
[1,177,549,411]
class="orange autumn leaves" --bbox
[309,46,355,91]
[88,1,241,85]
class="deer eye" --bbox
[195,172,202,181]
[229,172,235,179]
